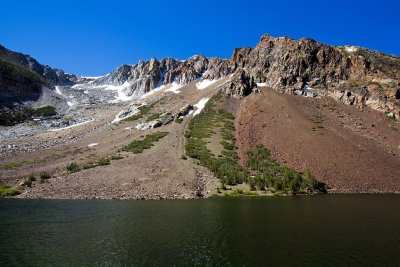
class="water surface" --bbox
[1,195,400,266]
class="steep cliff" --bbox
[227,34,400,117]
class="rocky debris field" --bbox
[236,87,400,193]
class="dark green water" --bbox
[1,195,400,266]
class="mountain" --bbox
[0,44,78,106]
[1,35,399,118]
[1,34,400,199]
[72,34,400,118]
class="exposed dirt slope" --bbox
[236,87,400,193]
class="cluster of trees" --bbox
[0,106,57,126]
[246,145,322,193]
[185,93,248,186]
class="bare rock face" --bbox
[231,34,349,90]
[84,34,399,118]
[226,34,400,118]
[89,55,234,97]
[225,70,255,97]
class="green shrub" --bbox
[66,162,80,173]
[20,174,37,186]
[146,113,162,122]
[97,157,110,166]
[33,106,57,117]
[123,132,169,154]
[110,155,124,160]
[39,172,51,180]
[82,162,97,169]
[0,184,21,197]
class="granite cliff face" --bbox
[86,55,234,97]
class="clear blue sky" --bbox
[1,0,399,76]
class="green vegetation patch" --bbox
[246,145,325,194]
[0,157,44,170]
[122,132,169,154]
[66,162,80,173]
[145,113,162,122]
[185,91,326,195]
[33,106,56,117]
[21,174,36,187]
[0,184,21,198]
[0,106,57,126]
[185,91,248,186]
[309,114,324,124]
[69,155,124,172]
[121,102,159,123]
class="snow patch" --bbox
[88,143,98,147]
[165,82,183,94]
[55,86,64,96]
[344,46,358,53]
[256,83,267,87]
[101,81,133,101]
[193,97,210,116]
[81,75,104,79]
[71,83,85,89]
[140,85,166,99]
[48,120,94,132]
[196,79,218,90]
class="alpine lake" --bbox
[1,195,400,266]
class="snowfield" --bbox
[193,97,210,116]
[165,82,183,94]
[196,79,218,90]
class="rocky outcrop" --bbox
[226,34,400,118]
[224,70,255,96]
[135,113,174,130]
[231,35,350,90]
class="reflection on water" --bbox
[1,195,400,266]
